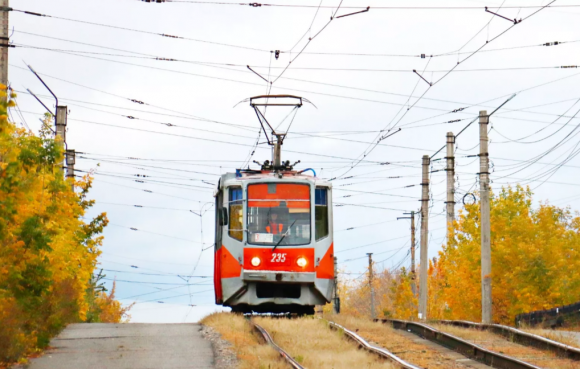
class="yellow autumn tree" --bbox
[85,272,133,323]
[427,257,451,320]
[389,268,417,320]
[337,266,417,320]
[0,88,126,365]
[335,270,373,317]
[436,186,580,324]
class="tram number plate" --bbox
[271,253,287,263]
[254,233,274,243]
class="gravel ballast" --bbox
[201,325,238,369]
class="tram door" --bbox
[214,184,224,304]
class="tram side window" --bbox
[315,188,329,241]
[229,187,243,241]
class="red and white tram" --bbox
[213,95,336,314]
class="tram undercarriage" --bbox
[231,303,315,315]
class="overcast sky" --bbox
[9,0,580,322]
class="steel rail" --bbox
[437,320,580,361]
[380,319,542,369]
[246,318,305,369]
[328,321,422,369]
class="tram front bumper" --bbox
[242,270,316,283]
[222,270,328,307]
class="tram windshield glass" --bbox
[247,183,311,246]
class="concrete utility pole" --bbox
[479,110,492,324]
[0,0,8,87]
[65,149,75,190]
[56,105,73,183]
[56,106,67,142]
[418,155,430,320]
[367,253,375,320]
[398,211,416,295]
[446,132,456,243]
[333,256,340,313]
[409,211,416,295]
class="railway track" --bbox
[246,317,305,369]
[436,319,580,360]
[243,315,569,369]
[327,321,422,369]
[379,319,543,369]
[247,316,426,368]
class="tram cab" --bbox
[213,167,334,314]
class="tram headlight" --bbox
[251,257,261,267]
[296,257,308,268]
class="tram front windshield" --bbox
[247,183,311,246]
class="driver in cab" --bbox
[266,213,284,235]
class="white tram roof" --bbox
[216,170,332,192]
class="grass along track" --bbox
[247,318,305,369]
[520,327,580,349]
[437,320,580,359]
[429,322,580,369]
[254,316,395,368]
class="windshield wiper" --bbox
[271,220,297,252]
